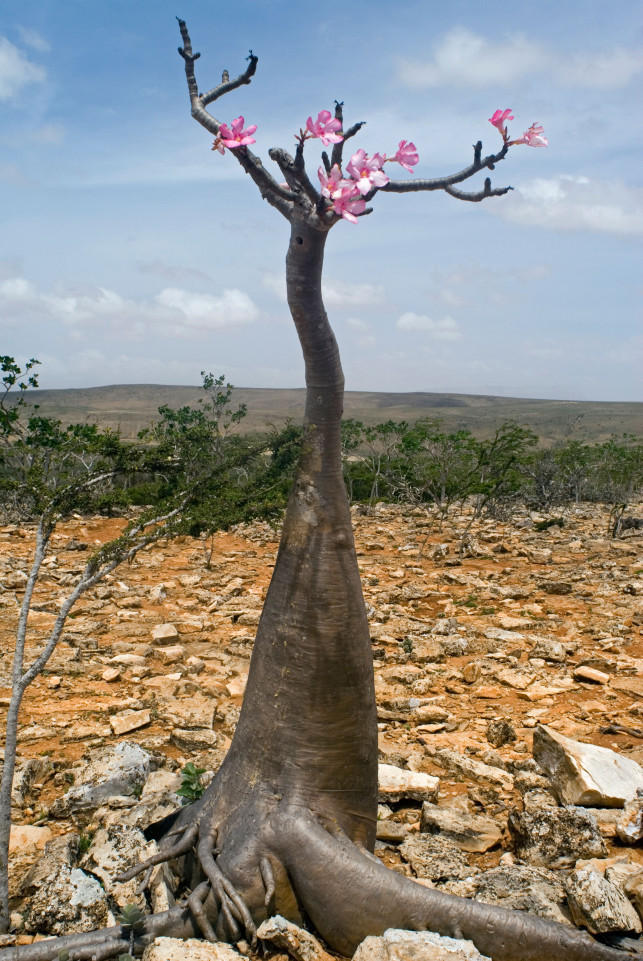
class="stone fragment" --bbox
[432,749,514,792]
[617,791,643,843]
[50,741,152,815]
[110,709,151,736]
[486,719,516,748]
[400,834,478,882]
[508,806,607,868]
[529,636,567,663]
[533,724,643,807]
[110,653,147,666]
[376,820,409,842]
[170,728,219,751]
[420,803,502,853]
[565,867,642,934]
[462,662,480,684]
[353,928,491,961]
[142,938,243,961]
[225,675,247,697]
[378,764,439,804]
[151,623,180,643]
[461,864,569,925]
[102,667,121,682]
[257,915,334,961]
[80,824,156,910]
[574,666,610,684]
[20,834,108,935]
[9,825,52,856]
[157,644,185,665]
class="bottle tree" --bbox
[6,22,639,961]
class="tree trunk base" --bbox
[4,784,642,961]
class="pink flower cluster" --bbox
[489,108,548,148]
[212,116,257,153]
[317,141,420,223]
[305,111,419,223]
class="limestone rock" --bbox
[50,741,153,815]
[20,834,109,935]
[617,791,643,843]
[257,915,334,961]
[458,864,569,925]
[142,938,243,961]
[432,749,514,792]
[486,719,516,748]
[9,824,52,856]
[533,724,643,807]
[79,824,157,909]
[400,834,478,882]
[420,802,502,853]
[110,709,151,736]
[565,867,642,934]
[378,764,439,804]
[508,805,607,867]
[151,623,180,643]
[353,928,491,961]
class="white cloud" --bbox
[495,175,643,235]
[396,312,461,340]
[263,273,384,307]
[558,47,643,88]
[398,28,546,88]
[0,275,258,334]
[0,36,45,100]
[397,28,642,91]
[346,317,370,331]
[16,27,50,52]
[156,288,257,328]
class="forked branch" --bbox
[382,140,511,197]
[177,19,293,218]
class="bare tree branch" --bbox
[176,19,293,220]
[444,178,513,202]
[381,140,510,196]
[270,148,319,207]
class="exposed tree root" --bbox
[5,799,643,961]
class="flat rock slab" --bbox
[353,928,491,961]
[533,724,643,807]
[143,938,242,961]
[378,764,439,803]
[50,741,152,815]
[400,833,478,882]
[565,867,642,934]
[509,805,607,868]
[257,915,334,961]
[420,803,502,853]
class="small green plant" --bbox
[177,762,207,804]
[116,903,146,958]
[78,832,94,854]
[401,637,414,656]
[480,606,496,615]
[131,782,143,799]
[462,595,478,608]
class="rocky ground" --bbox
[1,501,643,957]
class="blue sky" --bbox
[1,0,642,401]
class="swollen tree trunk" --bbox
[221,217,377,836]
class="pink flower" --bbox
[514,122,548,147]
[393,140,419,173]
[489,108,514,134]
[218,116,257,149]
[346,149,389,195]
[331,184,366,224]
[306,109,343,146]
[318,163,345,198]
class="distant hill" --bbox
[20,384,643,445]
